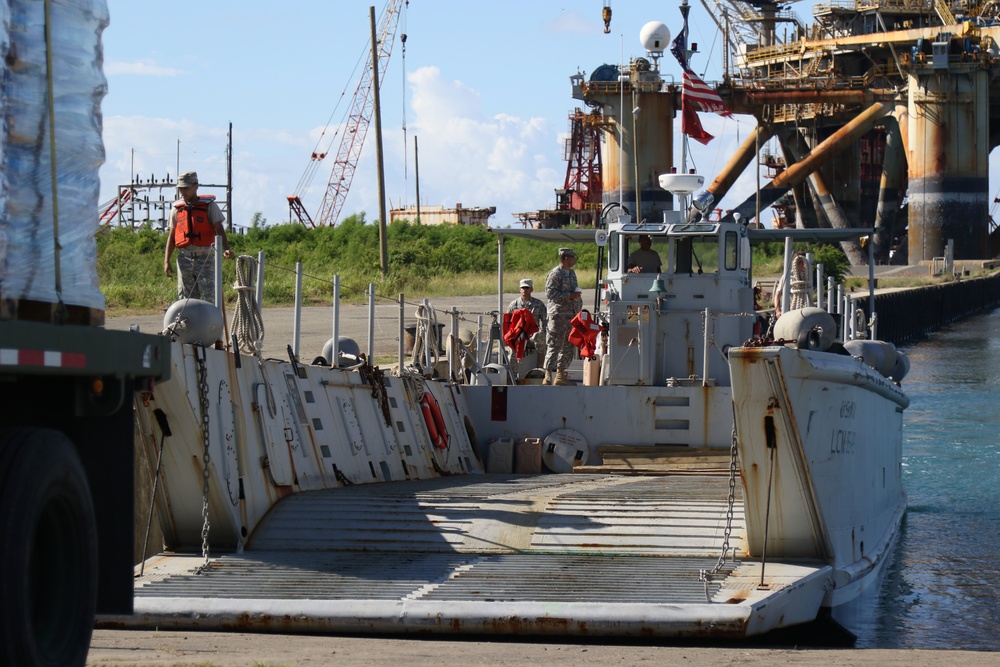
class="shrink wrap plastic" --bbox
[0,0,109,311]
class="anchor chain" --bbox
[194,346,213,574]
[700,421,740,600]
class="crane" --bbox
[288,0,406,227]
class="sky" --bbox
[99,0,775,231]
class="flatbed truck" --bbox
[0,318,169,665]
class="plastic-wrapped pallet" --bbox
[0,0,109,315]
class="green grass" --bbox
[99,215,897,317]
[97,216,606,316]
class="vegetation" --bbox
[98,213,899,316]
[98,214,602,314]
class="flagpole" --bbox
[619,34,625,211]
[679,0,691,209]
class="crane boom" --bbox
[313,1,404,227]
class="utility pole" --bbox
[371,5,389,275]
[414,135,421,224]
[227,122,233,232]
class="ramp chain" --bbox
[700,421,740,598]
[195,346,213,574]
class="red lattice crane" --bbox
[289,0,405,227]
[557,109,604,221]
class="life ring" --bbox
[420,391,449,449]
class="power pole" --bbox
[414,135,421,225]
[371,5,389,275]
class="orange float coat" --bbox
[568,309,601,359]
[502,308,540,360]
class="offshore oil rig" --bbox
[542,0,1000,265]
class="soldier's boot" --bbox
[542,370,553,385]
[553,369,573,386]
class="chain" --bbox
[194,346,213,574]
[700,421,740,598]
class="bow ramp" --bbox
[123,474,832,639]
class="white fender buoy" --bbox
[321,337,360,367]
[891,350,910,382]
[844,339,898,378]
[774,307,837,352]
[162,299,223,345]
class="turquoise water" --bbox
[856,307,1000,649]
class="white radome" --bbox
[640,21,670,53]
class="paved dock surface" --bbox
[106,295,504,361]
[86,630,1000,666]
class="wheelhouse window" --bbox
[725,231,737,271]
[609,232,620,273]
[674,235,720,275]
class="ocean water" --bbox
[855,307,1000,649]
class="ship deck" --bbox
[114,474,834,638]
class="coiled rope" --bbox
[788,259,812,311]
[231,255,265,355]
[410,303,441,372]
[230,255,276,417]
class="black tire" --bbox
[797,327,823,351]
[0,428,98,667]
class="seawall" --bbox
[857,272,1000,345]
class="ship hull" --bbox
[728,345,908,630]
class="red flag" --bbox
[672,27,731,144]
[681,69,733,117]
[682,104,714,145]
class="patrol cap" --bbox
[177,171,199,187]
[519,279,533,289]
[558,247,577,258]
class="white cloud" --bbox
[403,66,558,225]
[104,59,181,77]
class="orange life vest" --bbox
[173,195,218,248]
[568,309,601,359]
[502,309,539,360]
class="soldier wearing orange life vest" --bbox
[163,171,234,302]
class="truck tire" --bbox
[0,428,98,667]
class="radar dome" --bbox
[640,21,670,53]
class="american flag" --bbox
[670,27,732,145]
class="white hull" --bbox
[125,212,909,641]
[728,345,908,622]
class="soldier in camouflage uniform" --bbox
[506,278,548,381]
[543,247,581,385]
[163,171,234,303]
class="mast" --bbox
[679,0,691,176]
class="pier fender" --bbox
[162,299,223,345]
[774,307,836,352]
